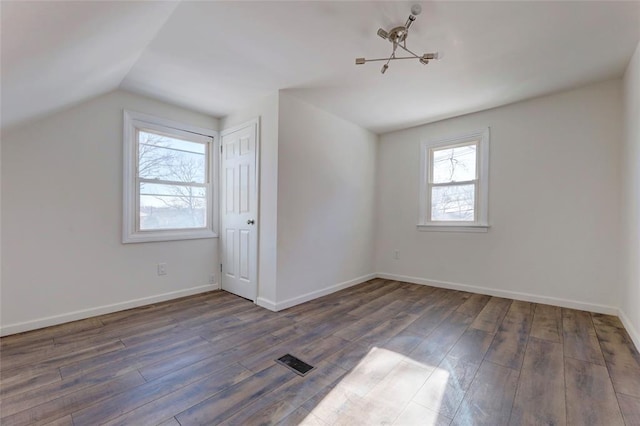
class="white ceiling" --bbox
[2,1,639,133]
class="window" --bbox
[123,111,218,243]
[419,128,489,232]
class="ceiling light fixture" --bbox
[355,4,439,74]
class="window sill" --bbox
[123,229,218,244]
[417,224,489,233]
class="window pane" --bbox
[431,184,475,221]
[432,143,476,183]
[138,131,206,183]
[139,183,207,230]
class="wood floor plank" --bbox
[529,303,562,343]
[138,332,285,381]
[393,401,451,426]
[1,281,637,425]
[197,315,293,350]
[0,369,62,400]
[451,361,519,426]
[328,346,409,399]
[591,313,626,330]
[484,300,534,370]
[0,370,145,426]
[562,308,605,365]
[99,291,223,325]
[73,357,255,425]
[42,415,74,426]
[156,418,182,426]
[51,318,177,351]
[116,323,197,348]
[355,311,420,347]
[469,297,512,333]
[412,359,473,420]
[323,340,373,371]
[59,335,208,379]
[1,358,144,418]
[174,364,297,425]
[295,301,364,328]
[455,293,491,318]
[403,294,468,338]
[510,338,566,425]
[276,407,328,426]
[408,312,473,367]
[238,325,349,373]
[1,339,125,375]
[617,393,640,426]
[296,335,353,366]
[103,364,253,426]
[332,360,433,425]
[344,283,406,318]
[448,328,495,363]
[298,382,363,424]
[413,328,494,418]
[219,362,346,425]
[564,357,624,425]
[593,321,640,398]
[0,335,54,354]
[381,330,425,356]
[283,281,387,321]
[607,365,640,399]
[334,299,412,341]
[1,317,103,351]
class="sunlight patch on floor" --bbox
[304,347,449,425]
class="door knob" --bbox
[247,220,255,225]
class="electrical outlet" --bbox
[209,273,216,284]
[157,263,167,276]
[394,250,400,260]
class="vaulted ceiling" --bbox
[2,1,639,133]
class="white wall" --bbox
[0,117,3,327]
[621,41,640,347]
[1,90,220,335]
[376,80,623,313]
[275,93,377,308]
[220,93,280,306]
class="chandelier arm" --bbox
[360,56,425,63]
[397,43,421,59]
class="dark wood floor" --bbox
[1,279,639,425]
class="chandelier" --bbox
[355,5,439,74]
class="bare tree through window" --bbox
[431,143,477,221]
[137,131,208,230]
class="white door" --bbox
[220,120,258,301]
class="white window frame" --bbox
[123,110,219,243]
[418,128,490,233]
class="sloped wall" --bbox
[1,90,220,334]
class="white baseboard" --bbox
[271,273,377,312]
[256,297,277,311]
[618,308,640,352]
[0,284,218,337]
[376,273,619,315]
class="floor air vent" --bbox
[276,354,315,376]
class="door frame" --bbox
[219,117,260,302]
